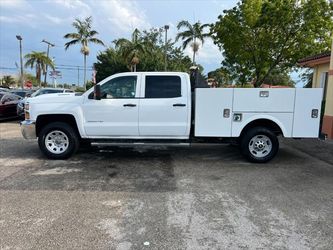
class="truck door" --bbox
[82,75,140,137]
[139,75,190,137]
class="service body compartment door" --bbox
[195,88,233,137]
[292,88,323,138]
[233,88,295,112]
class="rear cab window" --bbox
[145,75,181,98]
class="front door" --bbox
[139,75,189,137]
[82,75,140,137]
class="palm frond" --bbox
[175,30,193,42]
[64,33,81,39]
[64,39,80,50]
[88,30,98,37]
[177,20,192,31]
[89,38,105,46]
[200,23,211,29]
[182,37,193,50]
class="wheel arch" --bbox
[36,114,80,138]
[239,118,285,138]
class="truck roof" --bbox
[111,72,188,77]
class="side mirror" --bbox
[26,93,31,97]
[94,84,101,100]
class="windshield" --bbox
[31,89,63,97]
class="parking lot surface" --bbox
[1,121,333,249]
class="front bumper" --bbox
[21,120,36,139]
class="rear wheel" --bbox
[38,122,79,159]
[240,127,279,163]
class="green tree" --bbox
[1,75,16,87]
[64,16,104,90]
[211,0,333,87]
[176,20,210,64]
[114,29,146,72]
[24,51,55,87]
[94,47,129,82]
[263,69,295,87]
[94,28,194,82]
[207,68,231,86]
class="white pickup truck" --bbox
[21,72,323,163]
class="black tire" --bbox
[240,126,279,163]
[38,122,80,159]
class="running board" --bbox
[91,142,190,147]
[91,139,190,147]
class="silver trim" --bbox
[45,130,69,154]
[259,91,269,97]
[91,142,190,147]
[248,135,272,158]
[20,120,36,139]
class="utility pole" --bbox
[164,25,169,71]
[77,66,80,86]
[16,35,24,89]
[42,39,55,86]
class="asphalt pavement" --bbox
[0,121,333,249]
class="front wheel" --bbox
[38,122,80,159]
[240,127,279,163]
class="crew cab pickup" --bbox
[21,72,323,163]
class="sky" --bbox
[0,0,303,86]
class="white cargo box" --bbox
[194,88,322,138]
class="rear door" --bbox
[139,74,189,137]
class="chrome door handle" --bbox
[173,103,186,107]
[123,104,136,107]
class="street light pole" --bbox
[16,35,24,89]
[77,66,80,86]
[42,39,55,86]
[164,25,169,71]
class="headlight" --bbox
[24,103,29,111]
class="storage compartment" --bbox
[195,88,234,137]
[233,88,295,112]
[292,88,323,137]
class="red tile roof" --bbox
[298,51,331,63]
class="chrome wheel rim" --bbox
[248,135,272,158]
[45,130,69,154]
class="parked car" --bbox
[0,92,22,120]
[17,88,74,119]
[10,89,34,98]
[0,87,10,92]
[21,72,323,163]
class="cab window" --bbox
[145,75,181,98]
[100,76,137,99]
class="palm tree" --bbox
[24,51,55,87]
[1,75,15,87]
[176,20,210,65]
[64,16,104,90]
[114,29,145,72]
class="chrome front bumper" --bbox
[21,120,36,139]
